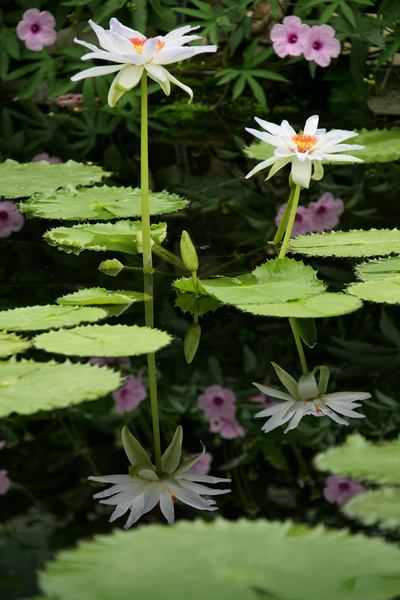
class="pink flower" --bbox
[198,385,237,422]
[303,25,341,67]
[210,419,245,440]
[112,372,147,413]
[0,470,10,495]
[275,203,312,237]
[55,94,84,109]
[308,193,344,233]
[16,9,57,52]
[90,357,131,369]
[32,153,62,164]
[185,451,213,475]
[0,201,25,238]
[270,16,310,58]
[323,475,365,506]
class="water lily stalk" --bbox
[273,186,295,247]
[289,317,308,374]
[278,183,301,259]
[141,72,162,473]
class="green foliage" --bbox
[348,257,400,303]
[39,518,400,600]
[315,434,400,485]
[290,229,400,258]
[56,287,147,306]
[0,332,30,357]
[44,221,167,255]
[351,129,400,163]
[0,305,107,332]
[344,487,400,529]
[32,324,172,357]
[0,160,108,199]
[0,358,123,417]
[21,186,188,221]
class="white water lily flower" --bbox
[253,363,370,434]
[89,426,230,528]
[245,115,364,188]
[71,19,217,107]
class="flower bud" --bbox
[184,322,201,364]
[99,258,124,277]
[180,230,199,273]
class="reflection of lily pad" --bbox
[21,185,188,220]
[0,305,107,332]
[39,518,400,600]
[0,159,108,198]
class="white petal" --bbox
[303,115,319,136]
[323,391,371,402]
[158,486,175,524]
[109,502,133,523]
[323,153,364,163]
[254,117,286,136]
[177,478,230,496]
[245,156,278,179]
[291,157,312,188]
[283,407,305,433]
[171,484,218,511]
[255,400,294,418]
[180,473,231,484]
[109,18,143,40]
[261,409,294,433]
[252,383,294,402]
[71,64,123,82]
[89,20,114,52]
[324,400,366,418]
[116,64,143,89]
[88,474,131,484]
[164,70,193,100]
[245,127,284,148]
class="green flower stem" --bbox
[278,184,301,259]
[273,187,295,247]
[289,317,308,375]
[141,72,162,473]
[152,243,185,269]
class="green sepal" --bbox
[121,426,153,469]
[180,230,199,273]
[184,322,201,364]
[298,371,318,401]
[314,365,330,395]
[161,425,183,474]
[271,362,300,401]
[99,259,124,277]
[174,444,206,477]
[295,318,317,348]
[311,161,324,181]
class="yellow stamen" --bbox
[291,134,317,153]
[314,405,323,414]
[129,37,165,55]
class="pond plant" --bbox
[1,1,400,600]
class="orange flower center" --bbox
[291,134,317,153]
[314,405,323,414]
[129,36,165,55]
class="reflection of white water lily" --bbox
[89,426,230,528]
[253,363,370,433]
[71,19,217,106]
[245,115,364,188]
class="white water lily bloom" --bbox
[89,426,230,528]
[71,19,217,107]
[245,115,364,188]
[253,363,370,434]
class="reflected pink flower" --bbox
[323,475,365,506]
[270,16,310,58]
[198,385,236,422]
[308,193,344,232]
[113,372,147,413]
[90,357,131,369]
[32,153,62,164]
[210,419,245,440]
[185,451,213,475]
[303,25,340,67]
[0,470,10,495]
[275,203,312,237]
[17,9,57,52]
[0,201,24,238]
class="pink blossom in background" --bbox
[303,25,341,67]
[275,203,313,237]
[308,193,344,232]
[0,470,10,495]
[55,94,84,109]
[323,475,365,506]
[248,379,278,409]
[198,385,237,422]
[210,419,245,440]
[112,372,147,413]
[0,201,25,238]
[32,153,62,164]
[0,441,6,450]
[185,451,213,475]
[16,9,57,52]
[90,357,131,369]
[270,16,310,58]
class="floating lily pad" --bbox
[0,305,107,332]
[290,229,400,258]
[39,518,400,600]
[238,293,361,318]
[344,487,400,529]
[0,358,122,417]
[21,185,188,220]
[32,324,172,357]
[0,331,30,356]
[348,257,400,303]
[56,288,146,306]
[315,434,400,485]
[0,159,108,199]
[44,221,167,255]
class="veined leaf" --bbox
[290,229,400,258]
[0,305,107,332]
[348,257,400,303]
[0,358,122,417]
[344,487,400,529]
[0,331,30,357]
[56,288,147,306]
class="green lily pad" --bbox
[290,229,400,258]
[0,305,107,332]
[56,287,146,306]
[21,185,188,221]
[32,324,172,357]
[344,487,400,529]
[238,293,361,318]
[0,159,108,199]
[315,434,400,485]
[39,518,400,600]
[348,257,400,303]
[44,221,167,255]
[0,358,122,417]
[0,331,30,356]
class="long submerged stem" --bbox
[278,183,301,259]
[141,73,162,473]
